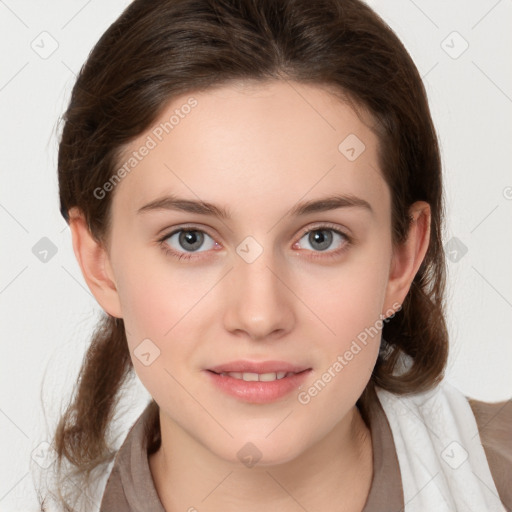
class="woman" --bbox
[43,0,512,510]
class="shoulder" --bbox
[99,401,161,512]
[468,395,512,511]
[100,464,132,512]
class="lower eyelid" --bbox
[294,229,349,251]
[162,230,217,253]
[160,226,350,258]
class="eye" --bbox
[159,228,218,261]
[293,224,350,258]
[158,223,352,262]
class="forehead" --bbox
[111,80,388,221]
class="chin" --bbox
[208,434,309,469]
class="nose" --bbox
[222,246,296,342]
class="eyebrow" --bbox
[136,193,373,218]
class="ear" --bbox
[68,207,123,318]
[382,201,431,317]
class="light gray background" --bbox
[1,1,511,510]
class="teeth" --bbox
[219,371,294,381]
[259,372,277,382]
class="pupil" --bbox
[180,230,203,251]
[310,230,332,251]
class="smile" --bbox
[212,371,298,381]
[205,367,312,403]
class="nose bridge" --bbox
[223,234,294,339]
[235,235,283,308]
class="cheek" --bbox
[113,255,219,383]
[301,256,389,338]
[297,248,390,385]
[117,273,170,341]
[115,269,201,405]
[114,243,215,337]
[295,265,388,413]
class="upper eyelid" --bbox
[159,222,351,245]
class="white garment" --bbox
[375,378,506,512]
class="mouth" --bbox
[207,360,311,380]
[208,370,308,382]
[204,361,312,403]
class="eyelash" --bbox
[157,223,352,262]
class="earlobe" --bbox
[383,201,431,314]
[68,207,123,318]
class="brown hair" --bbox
[45,0,448,509]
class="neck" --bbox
[149,405,373,512]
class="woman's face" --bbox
[99,80,405,465]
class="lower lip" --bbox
[204,369,311,404]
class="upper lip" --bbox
[207,360,311,374]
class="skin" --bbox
[69,79,430,511]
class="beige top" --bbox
[99,383,512,511]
